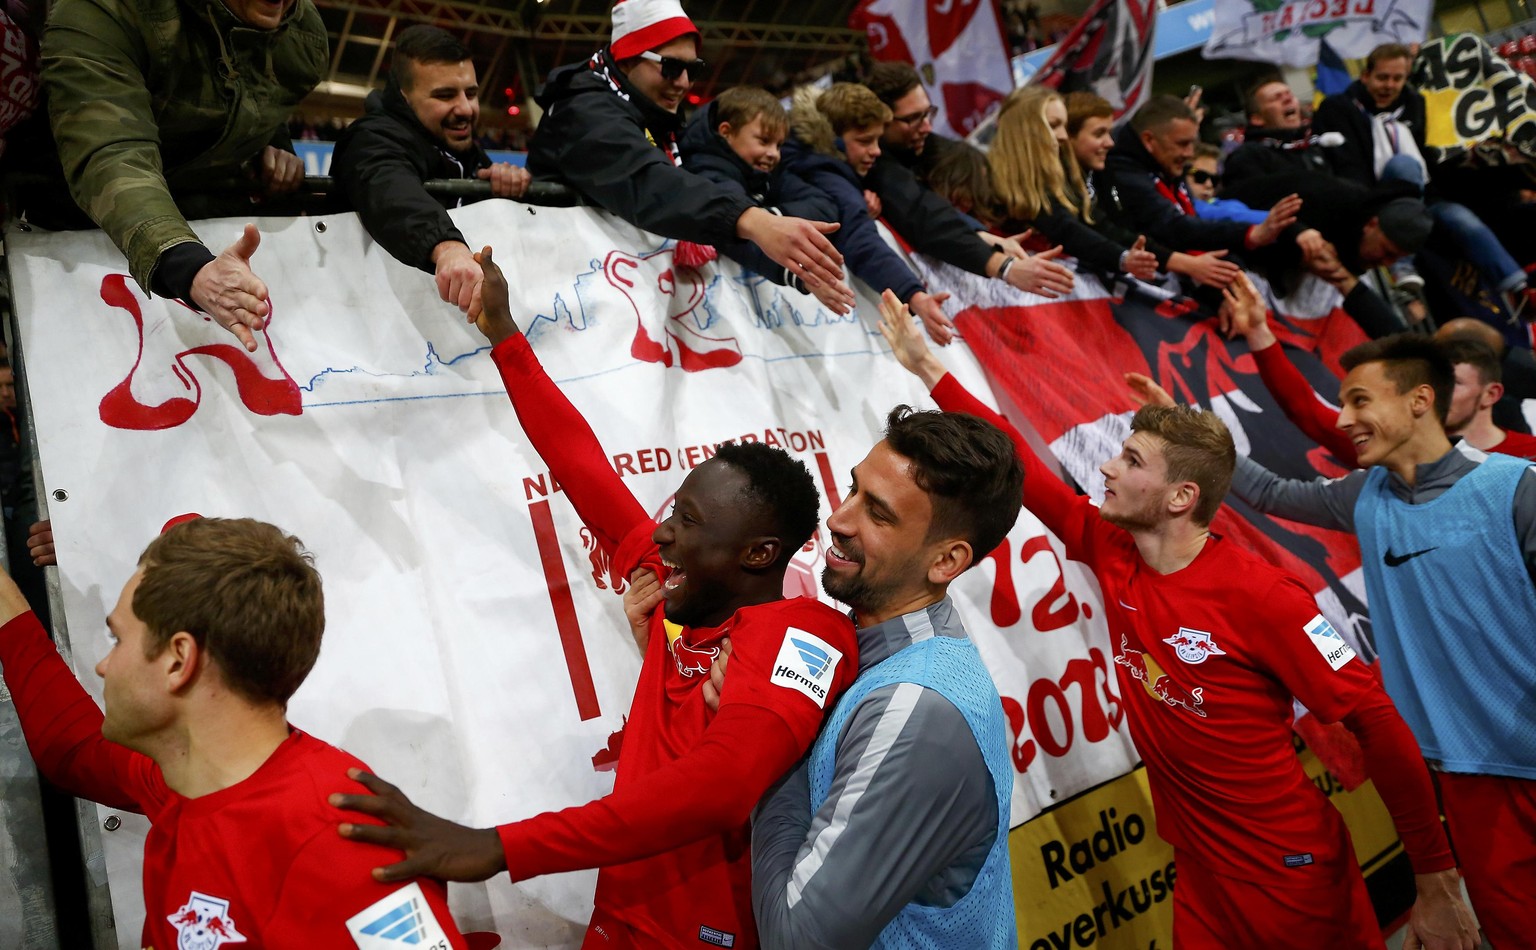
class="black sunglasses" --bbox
[639,50,706,81]
[1187,169,1221,186]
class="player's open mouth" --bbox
[661,558,686,591]
[1353,433,1371,448]
[825,540,859,568]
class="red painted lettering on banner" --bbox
[528,498,602,721]
[607,248,742,372]
[96,274,301,430]
[984,534,1090,632]
[1001,648,1123,774]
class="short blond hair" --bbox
[1129,405,1235,525]
[715,86,787,138]
[815,83,892,134]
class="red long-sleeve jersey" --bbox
[0,611,466,949]
[1253,342,1536,463]
[489,334,858,948]
[1252,342,1359,464]
[930,373,1452,885]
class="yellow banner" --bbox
[1414,32,1536,161]
[1010,741,1408,948]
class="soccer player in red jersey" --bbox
[1222,275,1536,462]
[876,292,1478,949]
[333,248,859,949]
[0,517,467,948]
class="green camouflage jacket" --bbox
[42,0,326,291]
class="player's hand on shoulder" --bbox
[623,568,662,651]
[701,637,733,713]
[332,769,506,883]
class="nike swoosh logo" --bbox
[1118,599,1139,611]
[1384,547,1438,567]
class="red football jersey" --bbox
[1492,428,1536,461]
[490,335,858,948]
[0,612,466,950]
[929,373,1447,887]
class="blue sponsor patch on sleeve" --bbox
[1282,852,1315,868]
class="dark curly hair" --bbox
[713,441,821,565]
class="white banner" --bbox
[7,203,1138,946]
[1202,0,1432,67]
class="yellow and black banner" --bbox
[1009,740,1413,948]
[1414,32,1536,163]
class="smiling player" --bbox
[877,294,1477,949]
[1232,332,1536,947]
[332,247,858,950]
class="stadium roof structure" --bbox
[308,0,866,121]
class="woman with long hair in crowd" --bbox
[988,85,1157,280]
[1062,91,1241,289]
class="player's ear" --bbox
[742,536,781,570]
[926,537,973,586]
[162,630,203,694]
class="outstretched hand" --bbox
[1249,193,1302,247]
[1005,246,1075,298]
[876,289,946,388]
[190,223,269,353]
[470,246,520,346]
[909,290,955,346]
[1124,372,1175,408]
[739,208,845,291]
[1124,235,1159,281]
[1219,272,1275,349]
[332,769,506,883]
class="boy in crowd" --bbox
[878,294,1477,949]
[680,86,853,312]
[1185,144,1265,226]
[0,517,468,947]
[779,83,960,343]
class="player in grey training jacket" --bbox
[747,388,1025,949]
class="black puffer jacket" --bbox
[330,83,492,273]
[528,49,753,243]
[1100,123,1252,253]
[1311,79,1428,187]
[1223,125,1334,194]
[678,100,836,285]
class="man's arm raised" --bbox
[876,291,1100,558]
[0,565,147,812]
[1221,273,1357,464]
[736,207,846,299]
[473,247,651,562]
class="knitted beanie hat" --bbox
[610,0,700,60]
